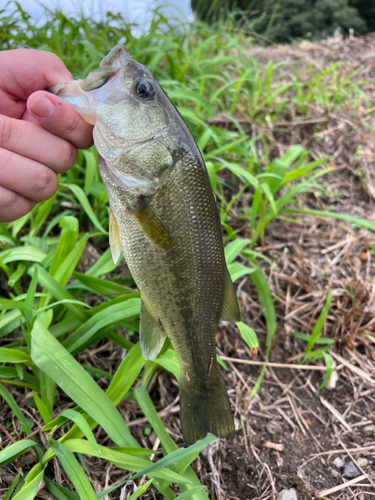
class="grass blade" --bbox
[64,439,190,484]
[30,265,88,322]
[304,293,331,360]
[0,383,32,435]
[49,216,79,277]
[129,434,217,481]
[85,248,118,277]
[0,439,37,467]
[44,478,80,500]
[224,238,252,265]
[39,370,56,420]
[12,463,44,500]
[31,319,138,447]
[106,342,145,404]
[32,391,52,424]
[0,347,32,364]
[0,246,46,264]
[237,322,259,351]
[249,364,267,400]
[63,183,107,233]
[243,257,276,356]
[73,272,132,294]
[83,148,98,195]
[175,487,206,499]
[319,352,333,390]
[120,479,153,500]
[135,385,176,455]
[52,233,89,288]
[96,479,153,499]
[62,298,140,354]
[284,208,375,232]
[153,349,180,380]
[50,441,97,500]
[135,386,210,500]
[3,471,22,500]
[61,409,100,455]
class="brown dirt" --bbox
[205,33,375,500]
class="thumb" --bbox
[27,91,93,150]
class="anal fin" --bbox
[140,299,166,360]
[129,197,172,250]
[221,271,241,322]
[109,210,121,264]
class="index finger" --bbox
[0,49,72,118]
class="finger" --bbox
[0,49,72,118]
[0,115,77,174]
[20,109,38,123]
[0,186,37,223]
[0,148,59,202]
[27,91,94,150]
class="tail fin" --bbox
[179,372,234,445]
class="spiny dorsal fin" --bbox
[129,197,172,250]
[140,299,167,360]
[221,271,241,322]
[109,210,121,264]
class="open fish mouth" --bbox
[47,79,94,121]
[48,80,84,97]
[48,45,132,98]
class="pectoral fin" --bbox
[140,300,166,360]
[221,271,241,322]
[109,210,121,264]
[129,197,172,250]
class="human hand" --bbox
[0,49,94,222]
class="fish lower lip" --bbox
[47,81,82,97]
[47,83,67,95]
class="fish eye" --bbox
[85,77,108,91]
[134,79,155,100]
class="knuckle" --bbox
[0,188,36,223]
[0,117,15,150]
[62,112,80,138]
[0,187,18,212]
[0,188,22,222]
[56,140,77,170]
[0,147,13,166]
[48,52,63,65]
[47,52,68,72]
[32,166,58,198]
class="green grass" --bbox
[0,2,374,498]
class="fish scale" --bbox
[108,156,223,373]
[49,44,241,444]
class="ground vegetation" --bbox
[0,4,374,499]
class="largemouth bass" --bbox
[50,45,241,445]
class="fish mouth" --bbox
[48,80,85,97]
[47,79,95,124]
[99,44,132,69]
[48,45,132,98]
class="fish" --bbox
[49,45,241,445]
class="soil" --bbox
[1,34,375,500]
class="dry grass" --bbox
[203,33,375,500]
